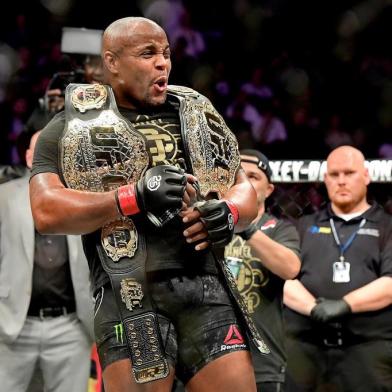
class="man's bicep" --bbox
[30,172,66,204]
[380,227,392,277]
[32,134,60,176]
[30,172,67,232]
[31,114,65,177]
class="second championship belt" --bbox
[62,84,169,383]
[169,85,270,354]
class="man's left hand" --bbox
[195,199,237,248]
[310,298,351,323]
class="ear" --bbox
[103,50,118,74]
[265,183,274,199]
[25,148,32,169]
[364,167,370,186]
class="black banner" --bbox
[268,160,392,183]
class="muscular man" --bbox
[225,149,301,392]
[284,145,392,391]
[0,131,93,392]
[30,17,262,392]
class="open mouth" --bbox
[153,77,168,92]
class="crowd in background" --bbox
[0,0,391,165]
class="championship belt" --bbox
[169,86,270,354]
[168,85,240,198]
[62,84,169,383]
[215,255,270,354]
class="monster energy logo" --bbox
[114,323,124,344]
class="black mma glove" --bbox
[116,165,186,226]
[195,199,239,248]
[238,223,258,241]
[310,298,351,323]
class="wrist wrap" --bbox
[116,184,141,216]
[224,200,239,226]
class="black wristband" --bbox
[238,224,258,241]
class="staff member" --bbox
[225,149,301,392]
[284,145,392,391]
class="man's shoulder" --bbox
[367,203,391,221]
[258,213,296,235]
[369,204,392,237]
[296,209,329,236]
[0,176,28,205]
[167,85,208,101]
[258,213,280,230]
[42,111,65,129]
[299,209,327,224]
[0,165,28,185]
[38,111,66,142]
[0,175,28,191]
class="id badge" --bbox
[332,262,350,283]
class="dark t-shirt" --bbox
[225,213,300,383]
[284,204,392,340]
[28,231,76,312]
[31,101,218,292]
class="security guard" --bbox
[284,146,392,391]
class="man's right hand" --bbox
[116,165,186,218]
[310,298,351,323]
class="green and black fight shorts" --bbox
[94,271,249,384]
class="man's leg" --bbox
[27,364,44,392]
[333,340,392,391]
[103,359,175,392]
[0,318,39,392]
[40,314,91,392]
[285,337,324,392]
[185,351,256,392]
[95,284,177,392]
[151,273,255,390]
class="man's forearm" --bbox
[249,231,301,280]
[30,173,119,234]
[283,279,317,316]
[343,276,392,312]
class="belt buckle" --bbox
[39,308,46,321]
[39,307,67,320]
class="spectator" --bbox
[0,130,94,392]
[284,145,392,391]
[170,10,206,58]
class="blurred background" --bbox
[0,0,391,165]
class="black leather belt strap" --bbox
[28,305,75,319]
[213,250,270,354]
[300,329,367,348]
[98,234,169,384]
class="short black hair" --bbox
[240,149,272,182]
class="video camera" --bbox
[40,27,103,113]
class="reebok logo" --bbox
[223,325,244,345]
[221,325,246,351]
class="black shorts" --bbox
[94,272,249,383]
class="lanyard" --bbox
[329,218,366,263]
